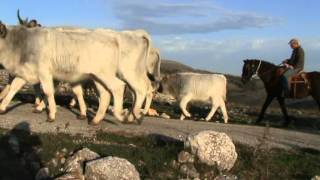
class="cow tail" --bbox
[142,34,151,70]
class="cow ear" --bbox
[0,22,7,38]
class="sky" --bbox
[1,0,320,75]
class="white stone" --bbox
[185,131,237,171]
[85,156,140,180]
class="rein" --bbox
[251,61,283,79]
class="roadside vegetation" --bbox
[0,127,319,179]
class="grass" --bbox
[0,127,319,180]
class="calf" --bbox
[159,73,228,123]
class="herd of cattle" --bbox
[0,11,228,125]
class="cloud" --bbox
[111,0,280,35]
[155,37,320,74]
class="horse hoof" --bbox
[32,109,43,114]
[77,115,87,120]
[47,118,55,123]
[0,109,6,115]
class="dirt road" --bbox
[0,102,319,150]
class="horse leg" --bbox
[256,96,274,124]
[277,96,291,127]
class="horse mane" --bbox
[245,59,277,67]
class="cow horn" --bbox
[17,9,28,25]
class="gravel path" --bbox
[0,102,319,150]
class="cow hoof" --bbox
[89,121,100,126]
[32,108,44,114]
[126,114,135,123]
[136,116,144,125]
[0,109,6,115]
[77,115,87,120]
[47,118,55,123]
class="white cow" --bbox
[0,23,123,122]
[0,23,153,124]
[159,72,228,123]
[67,47,161,118]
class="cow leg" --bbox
[142,88,154,115]
[277,96,291,127]
[33,84,43,107]
[127,78,150,123]
[0,78,26,113]
[205,98,218,122]
[131,89,146,122]
[39,75,56,122]
[69,98,77,108]
[0,85,10,102]
[179,94,192,118]
[91,82,111,125]
[219,98,229,123]
[256,96,274,124]
[95,75,125,122]
[33,99,46,113]
[71,85,87,120]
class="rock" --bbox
[312,176,320,180]
[57,148,100,179]
[61,148,68,154]
[178,151,194,164]
[60,157,66,164]
[55,173,84,180]
[147,108,159,116]
[185,131,237,172]
[51,158,58,168]
[214,174,238,180]
[179,163,199,178]
[35,167,50,180]
[85,156,140,180]
[160,113,171,119]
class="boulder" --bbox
[85,156,140,180]
[35,167,50,180]
[179,163,200,178]
[185,131,237,171]
[312,176,320,180]
[178,151,195,164]
[214,174,238,180]
[56,148,100,180]
[160,113,171,119]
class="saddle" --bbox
[277,67,310,98]
[289,72,310,98]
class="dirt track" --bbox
[0,102,319,151]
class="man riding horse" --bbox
[241,38,320,127]
[281,38,305,96]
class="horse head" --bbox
[241,59,263,84]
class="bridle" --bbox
[251,60,262,79]
[250,60,283,80]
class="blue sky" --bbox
[1,0,320,75]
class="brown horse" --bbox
[241,59,320,126]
